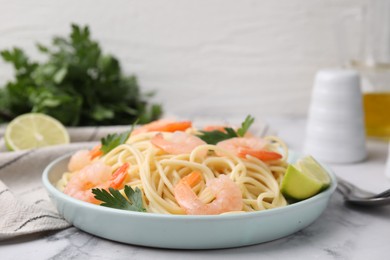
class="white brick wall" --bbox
[0,0,367,118]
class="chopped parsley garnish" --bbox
[197,115,255,145]
[100,130,131,155]
[92,185,146,212]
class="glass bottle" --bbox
[337,0,390,139]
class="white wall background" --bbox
[0,0,367,119]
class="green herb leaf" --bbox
[100,130,131,155]
[92,185,146,212]
[0,24,162,125]
[99,120,138,155]
[236,115,255,137]
[197,115,254,145]
[197,128,237,145]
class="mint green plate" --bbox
[42,152,337,249]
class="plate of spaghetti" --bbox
[42,116,337,249]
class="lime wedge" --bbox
[5,113,70,151]
[297,156,331,191]
[281,156,331,200]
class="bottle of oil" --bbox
[339,0,390,139]
[351,61,390,139]
[364,92,390,138]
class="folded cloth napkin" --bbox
[0,119,272,241]
[0,125,132,241]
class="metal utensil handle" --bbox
[335,176,375,197]
[372,189,390,198]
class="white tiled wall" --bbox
[0,0,367,118]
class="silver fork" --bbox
[336,176,390,206]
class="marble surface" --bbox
[1,116,390,260]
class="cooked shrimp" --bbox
[67,144,104,172]
[89,144,103,160]
[151,132,206,155]
[174,172,243,215]
[217,137,282,161]
[203,125,227,132]
[132,119,192,135]
[64,162,129,204]
[68,150,91,172]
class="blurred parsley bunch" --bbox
[0,24,162,126]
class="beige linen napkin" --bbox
[0,125,132,240]
[0,119,272,241]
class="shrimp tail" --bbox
[90,144,103,160]
[132,120,192,135]
[159,121,192,132]
[182,171,202,187]
[238,148,282,161]
[110,162,130,189]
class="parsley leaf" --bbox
[197,115,255,145]
[99,120,138,155]
[236,115,255,137]
[0,24,162,125]
[92,185,146,212]
[197,128,237,145]
[100,130,131,155]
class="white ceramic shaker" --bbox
[304,69,367,163]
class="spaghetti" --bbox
[57,120,289,215]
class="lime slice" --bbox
[281,156,331,200]
[5,113,70,151]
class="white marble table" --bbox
[1,116,389,260]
